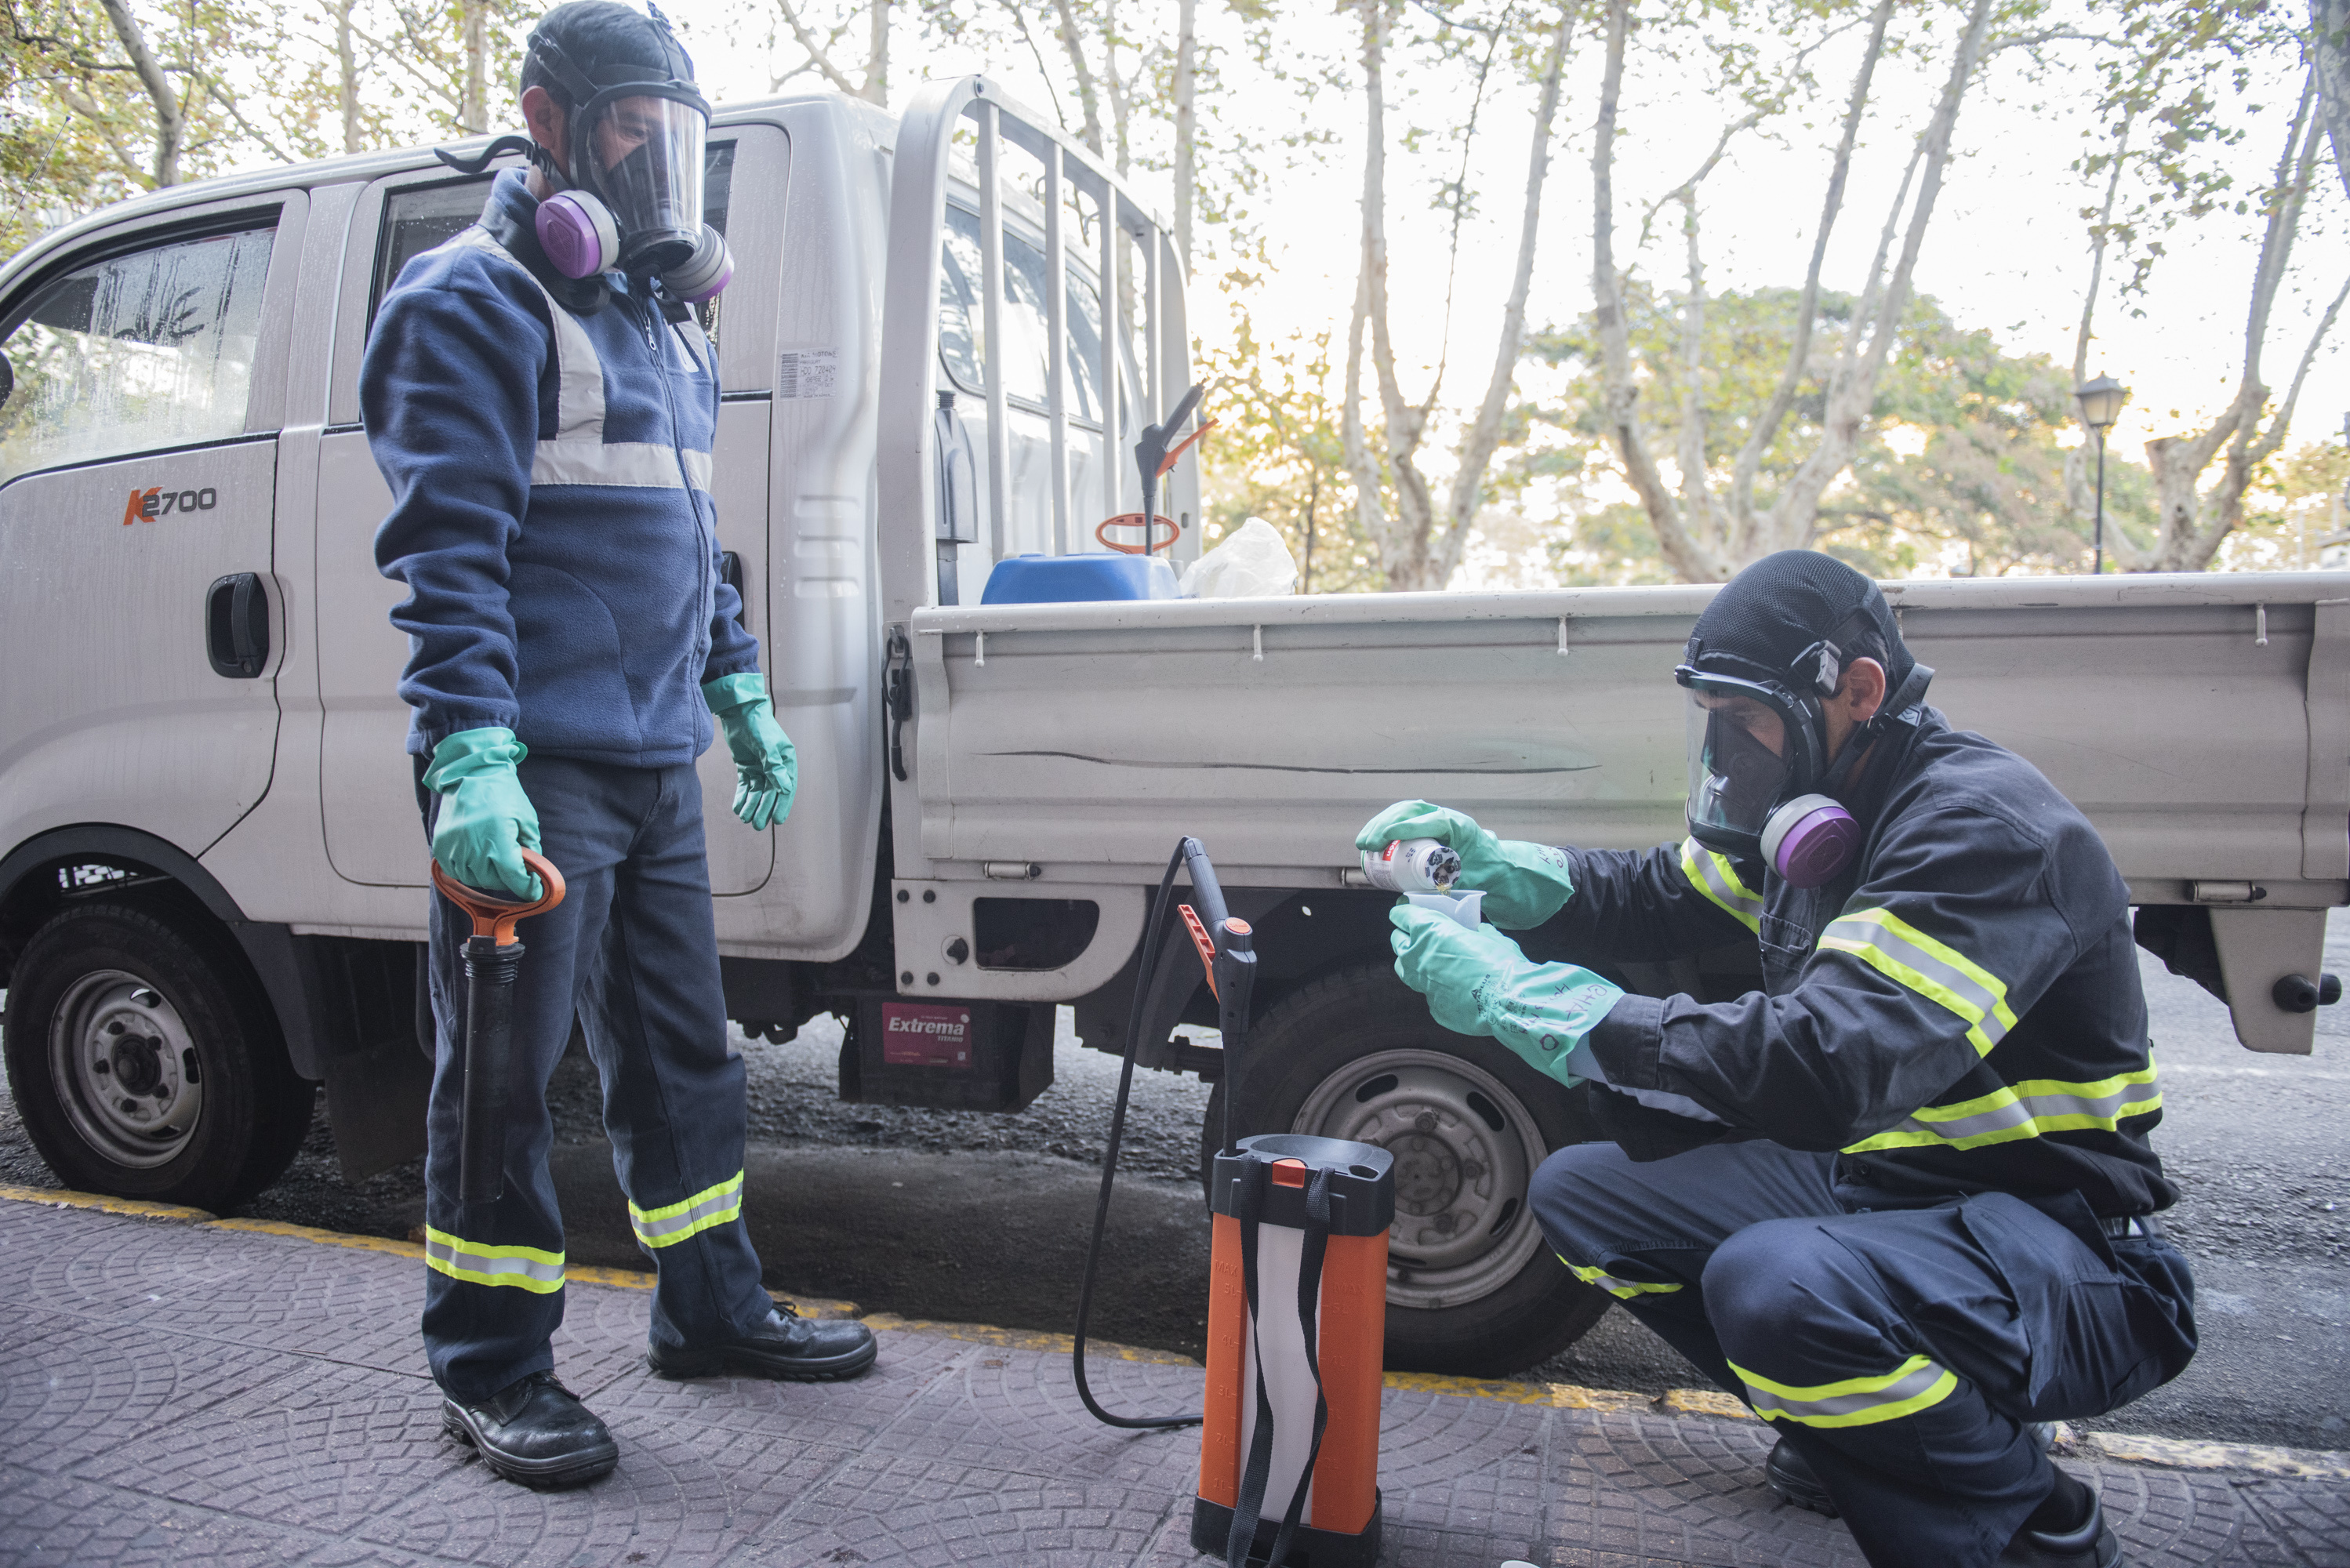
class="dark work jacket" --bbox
[1549,708,2176,1217]
[363,171,761,766]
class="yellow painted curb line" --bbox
[1381,1370,1749,1418]
[859,1312,1200,1366]
[5,1185,2346,1479]
[0,1183,213,1222]
[2075,1430,2350,1482]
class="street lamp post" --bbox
[2073,375,2128,574]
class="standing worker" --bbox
[1360,552,2192,1566]
[365,0,875,1490]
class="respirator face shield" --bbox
[1678,671,1820,858]
[573,90,707,273]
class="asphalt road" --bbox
[2,914,2343,1450]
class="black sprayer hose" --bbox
[1072,840,1204,1430]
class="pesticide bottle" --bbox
[1360,837,1458,894]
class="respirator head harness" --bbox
[1673,551,1932,888]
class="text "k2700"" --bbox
[122,485,219,524]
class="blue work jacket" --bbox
[362,170,761,768]
[1543,709,2174,1218]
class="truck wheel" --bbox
[4,902,311,1210]
[1202,963,1610,1377]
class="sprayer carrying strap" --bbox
[1226,1160,1334,1568]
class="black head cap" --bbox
[523,1,696,109]
[1683,550,1914,695]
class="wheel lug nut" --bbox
[93,1060,111,1076]
[1415,1111,1438,1133]
[105,1020,125,1036]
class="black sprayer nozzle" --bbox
[1134,382,1208,557]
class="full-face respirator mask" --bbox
[1675,622,1932,890]
[434,6,731,304]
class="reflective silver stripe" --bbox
[1732,1354,1960,1428]
[1818,909,2015,1055]
[453,229,604,441]
[1563,1256,1684,1301]
[1847,1059,2160,1152]
[423,1226,565,1294]
[1678,838,1763,932]
[532,441,713,491]
[629,1171,745,1248]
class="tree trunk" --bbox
[97,0,182,187]
[1591,0,1722,580]
[2315,0,2350,203]
[1175,0,1196,270]
[2140,71,2337,571]
[1764,0,1994,552]
[863,0,890,104]
[1050,0,1106,158]
[1430,0,1576,589]
[336,0,362,154]
[460,0,488,135]
[1725,0,1892,555]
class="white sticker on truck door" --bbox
[777,349,837,399]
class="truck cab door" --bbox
[314,140,775,895]
[0,195,305,861]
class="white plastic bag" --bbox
[1179,517,1298,598]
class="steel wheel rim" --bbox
[47,969,202,1169]
[1291,1047,1547,1312]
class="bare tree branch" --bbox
[96,0,182,185]
[775,0,866,97]
[1727,0,1892,555]
[1434,0,1578,587]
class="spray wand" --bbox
[1072,833,1251,1430]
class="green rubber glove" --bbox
[1388,903,1622,1088]
[1355,800,1577,929]
[423,727,543,901]
[703,673,797,830]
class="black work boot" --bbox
[2001,1489,2123,1566]
[441,1371,619,1488]
[1765,1421,2061,1519]
[648,1305,879,1381]
[1763,1436,1838,1517]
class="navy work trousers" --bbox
[1531,1138,2196,1567]
[417,753,773,1401]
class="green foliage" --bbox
[1198,308,1384,593]
[1525,283,2165,579]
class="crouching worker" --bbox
[364,0,874,1490]
[1358,551,2192,1566]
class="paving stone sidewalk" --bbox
[2,1193,2344,1568]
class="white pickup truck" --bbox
[0,77,2341,1377]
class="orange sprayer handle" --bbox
[1094,512,1183,555]
[430,848,566,945]
[1155,417,1219,478]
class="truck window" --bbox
[938,204,1109,426]
[0,223,275,485]
[369,142,736,336]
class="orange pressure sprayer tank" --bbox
[1193,1132,1393,1567]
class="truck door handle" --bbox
[717,550,750,630]
[205,572,270,678]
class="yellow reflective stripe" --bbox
[1730,1353,1960,1428]
[1678,837,1763,934]
[1818,907,2018,1055]
[628,1171,745,1249]
[1846,1058,2161,1152]
[1561,1255,1684,1301]
[423,1225,565,1294]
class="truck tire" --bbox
[4,901,311,1210]
[1202,963,1610,1377]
